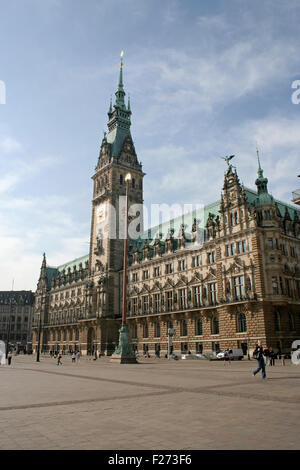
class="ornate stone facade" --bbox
[32,64,300,357]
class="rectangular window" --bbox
[142,296,149,313]
[192,255,201,267]
[179,288,188,309]
[154,293,161,313]
[268,238,274,249]
[291,246,296,258]
[178,259,186,271]
[208,283,218,305]
[143,270,149,280]
[279,277,284,294]
[233,276,244,298]
[166,291,173,311]
[154,267,160,277]
[154,322,161,338]
[226,245,230,257]
[242,240,246,252]
[132,273,138,282]
[237,241,242,254]
[286,279,291,297]
[208,251,215,264]
[132,298,138,314]
[297,281,300,299]
[165,263,173,274]
[193,286,201,307]
[272,277,279,295]
[231,243,235,256]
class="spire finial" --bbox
[256,145,263,177]
[120,50,124,67]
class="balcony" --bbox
[292,189,300,206]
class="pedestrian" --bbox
[263,346,270,366]
[72,352,76,363]
[7,351,12,366]
[76,351,80,363]
[269,347,276,366]
[224,349,231,365]
[57,353,62,366]
[252,340,266,379]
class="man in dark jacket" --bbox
[252,340,266,379]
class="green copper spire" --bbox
[255,147,268,193]
[255,147,273,205]
[106,52,132,158]
[256,147,264,179]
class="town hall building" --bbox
[32,61,300,358]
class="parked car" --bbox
[216,348,244,361]
[181,353,208,360]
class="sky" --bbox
[0,0,300,291]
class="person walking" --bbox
[269,347,276,366]
[224,349,231,365]
[263,346,270,366]
[76,351,81,363]
[252,341,266,379]
[57,353,62,366]
[71,352,76,363]
[7,351,12,366]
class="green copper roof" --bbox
[57,254,89,273]
[129,186,300,259]
[106,64,132,158]
[44,254,89,289]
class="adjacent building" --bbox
[32,62,300,357]
[0,291,34,352]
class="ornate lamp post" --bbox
[36,296,45,362]
[110,172,137,364]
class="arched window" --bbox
[143,321,149,338]
[196,318,203,336]
[212,316,219,335]
[181,319,188,336]
[154,322,160,338]
[288,313,295,331]
[274,312,280,332]
[237,313,247,332]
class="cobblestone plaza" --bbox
[0,355,299,450]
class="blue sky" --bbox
[0,0,300,290]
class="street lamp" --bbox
[110,172,137,363]
[36,296,44,362]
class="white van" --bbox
[217,348,244,361]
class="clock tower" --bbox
[89,56,145,319]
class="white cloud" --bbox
[0,137,22,153]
